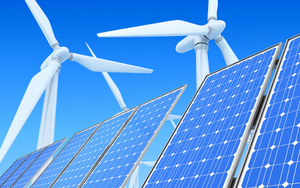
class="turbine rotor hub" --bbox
[52,47,69,63]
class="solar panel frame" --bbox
[9,138,66,188]
[236,35,300,188]
[142,44,282,188]
[51,107,138,188]
[30,124,100,188]
[0,155,29,186]
[80,85,186,188]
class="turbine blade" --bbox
[215,36,238,66]
[97,20,210,37]
[0,60,59,163]
[85,43,127,110]
[70,53,153,73]
[25,0,58,47]
[176,36,196,53]
[102,73,127,110]
[140,161,155,167]
[167,114,182,120]
[208,0,218,21]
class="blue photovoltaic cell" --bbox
[11,139,65,188]
[1,149,44,188]
[143,45,281,188]
[0,155,28,186]
[52,109,136,188]
[82,86,185,188]
[30,125,98,188]
[241,36,300,188]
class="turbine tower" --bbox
[0,0,152,163]
[97,0,238,89]
[129,161,155,188]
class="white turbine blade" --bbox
[97,20,210,37]
[40,53,54,70]
[167,114,182,120]
[70,53,153,73]
[85,43,127,110]
[176,36,196,53]
[215,36,238,66]
[25,0,58,47]
[102,73,127,110]
[208,0,218,21]
[0,60,59,163]
[140,161,155,167]
[129,166,139,188]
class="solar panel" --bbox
[142,44,282,188]
[0,149,45,188]
[9,139,65,188]
[81,85,186,188]
[0,155,29,186]
[52,108,137,188]
[30,125,99,188]
[238,35,300,188]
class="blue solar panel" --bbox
[0,155,29,186]
[52,108,136,188]
[30,125,98,188]
[239,35,300,188]
[142,45,282,188]
[1,149,45,188]
[81,86,186,188]
[10,139,65,188]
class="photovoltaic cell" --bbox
[0,155,29,186]
[143,45,281,188]
[30,125,98,188]
[81,86,186,188]
[0,149,45,188]
[10,139,65,188]
[239,35,300,188]
[52,108,136,188]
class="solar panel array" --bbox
[30,125,98,188]
[142,45,281,188]
[81,86,186,188]
[52,108,136,188]
[0,149,45,188]
[10,139,65,188]
[239,35,300,188]
[0,155,28,186]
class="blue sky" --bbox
[1,0,300,186]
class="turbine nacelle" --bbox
[52,47,70,63]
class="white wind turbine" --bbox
[97,0,238,89]
[0,0,153,163]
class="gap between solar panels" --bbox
[236,34,300,188]
[142,44,282,188]
[0,138,65,188]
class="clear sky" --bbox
[1,0,300,187]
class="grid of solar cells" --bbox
[1,149,44,188]
[0,155,28,186]
[82,86,185,188]
[11,139,65,188]
[52,109,135,188]
[143,46,281,188]
[31,125,98,188]
[240,36,300,188]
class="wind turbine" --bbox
[0,0,152,163]
[97,0,238,89]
